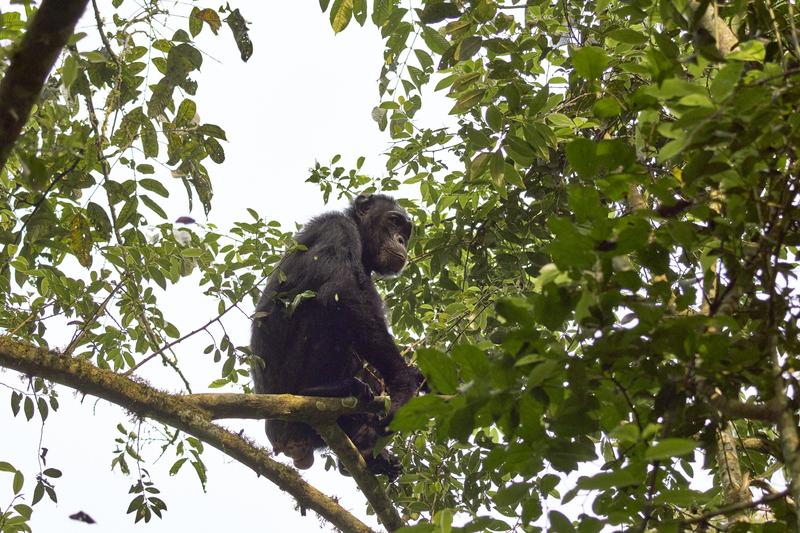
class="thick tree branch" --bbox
[0,0,90,172]
[702,390,779,422]
[678,489,789,526]
[0,336,375,533]
[317,424,404,532]
[716,422,751,506]
[185,392,387,422]
[741,437,782,458]
[689,0,738,56]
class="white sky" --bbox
[1,3,453,532]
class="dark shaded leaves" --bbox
[225,9,253,61]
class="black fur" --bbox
[251,194,419,478]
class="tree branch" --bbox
[689,0,738,56]
[317,424,404,532]
[0,336,376,533]
[185,392,387,422]
[678,489,789,526]
[0,0,90,172]
[703,390,779,422]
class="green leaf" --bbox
[657,135,689,162]
[176,99,197,126]
[645,438,696,460]
[450,89,485,114]
[117,197,139,228]
[181,248,204,258]
[577,469,639,490]
[504,163,524,187]
[468,151,491,179]
[416,348,458,394]
[169,458,187,475]
[10,391,21,417]
[87,202,112,237]
[153,39,172,52]
[727,40,765,62]
[189,7,203,36]
[32,482,43,505]
[372,0,392,26]
[419,2,460,24]
[390,395,451,432]
[485,105,503,131]
[432,508,454,532]
[62,55,78,88]
[455,36,481,61]
[194,8,222,34]
[141,195,168,219]
[140,178,169,197]
[496,297,532,324]
[198,124,227,140]
[141,119,159,158]
[566,138,597,178]
[204,137,225,164]
[495,483,529,507]
[528,359,559,386]
[83,51,107,63]
[353,0,367,25]
[490,151,505,188]
[12,471,23,494]
[396,524,436,533]
[710,62,743,102]
[422,26,450,55]
[568,186,604,222]
[592,97,622,118]
[329,0,354,33]
[225,9,253,62]
[24,396,34,421]
[571,46,608,80]
[608,28,647,45]
[37,396,48,421]
[14,504,32,520]
[548,510,575,533]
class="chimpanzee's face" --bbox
[375,207,411,275]
[354,194,412,276]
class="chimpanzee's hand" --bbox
[348,376,377,404]
[387,364,423,415]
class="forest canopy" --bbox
[1,0,800,532]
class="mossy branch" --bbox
[317,423,404,532]
[185,392,388,422]
[0,336,376,533]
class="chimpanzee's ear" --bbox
[354,194,373,217]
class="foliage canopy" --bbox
[1,0,800,532]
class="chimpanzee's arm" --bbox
[299,377,375,402]
[304,215,419,411]
[317,277,418,412]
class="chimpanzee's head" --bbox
[351,193,412,276]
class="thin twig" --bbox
[63,276,126,356]
[123,290,253,377]
[91,0,119,64]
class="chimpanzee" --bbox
[251,193,421,478]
